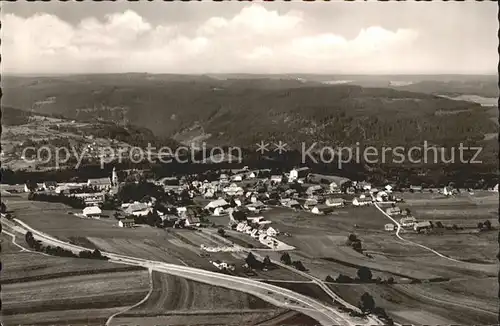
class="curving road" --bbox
[373,203,463,263]
[10,218,382,326]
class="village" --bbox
[10,165,498,276]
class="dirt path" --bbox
[105,268,154,326]
[373,203,464,263]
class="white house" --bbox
[82,206,102,218]
[118,218,135,228]
[270,175,283,183]
[288,168,299,183]
[266,227,278,237]
[213,207,225,216]
[384,223,395,231]
[493,184,499,192]
[231,174,243,182]
[325,198,345,207]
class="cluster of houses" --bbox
[383,206,432,233]
[25,168,119,209]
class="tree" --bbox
[359,292,376,313]
[483,220,492,230]
[0,202,6,213]
[335,274,353,283]
[263,255,272,267]
[351,240,363,253]
[325,275,335,283]
[348,233,358,242]
[386,277,395,284]
[357,266,373,282]
[292,260,307,271]
[25,231,34,246]
[404,208,411,216]
[477,222,484,230]
[217,228,226,237]
[245,252,260,269]
[436,221,444,228]
[233,210,247,222]
[280,252,292,265]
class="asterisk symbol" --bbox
[273,141,288,154]
[255,141,270,154]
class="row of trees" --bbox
[28,192,85,209]
[325,266,395,284]
[245,253,274,270]
[280,252,307,271]
[346,234,363,253]
[25,231,108,260]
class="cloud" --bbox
[1,4,490,74]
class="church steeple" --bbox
[112,167,118,186]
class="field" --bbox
[1,231,151,326]
[110,271,293,326]
[329,278,497,325]
[6,189,498,325]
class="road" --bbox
[373,203,464,263]
[201,227,386,326]
[9,218,381,326]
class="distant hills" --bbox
[2,74,497,158]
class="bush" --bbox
[386,277,395,284]
[217,228,226,237]
[280,252,292,265]
[359,292,375,313]
[325,275,335,283]
[356,266,373,282]
[335,274,353,283]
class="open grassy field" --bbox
[329,277,497,325]
[1,248,150,326]
[111,271,303,326]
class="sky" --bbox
[2,1,497,75]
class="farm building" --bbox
[325,198,345,207]
[185,216,201,227]
[352,196,372,206]
[400,216,417,227]
[205,198,229,210]
[414,221,432,232]
[311,205,332,215]
[42,181,58,190]
[385,207,402,216]
[82,206,102,218]
[74,193,105,206]
[124,202,152,216]
[118,218,135,228]
[384,223,395,231]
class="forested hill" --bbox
[2,75,496,152]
